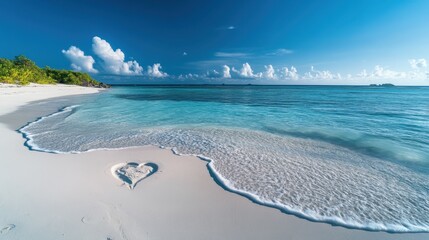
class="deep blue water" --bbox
[20,85,429,232]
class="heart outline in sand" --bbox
[111,162,158,189]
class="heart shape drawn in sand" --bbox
[111,162,158,189]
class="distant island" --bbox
[369,83,395,87]
[0,55,109,88]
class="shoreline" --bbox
[0,83,103,117]
[1,84,428,239]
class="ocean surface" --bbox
[20,85,429,232]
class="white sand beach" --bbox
[1,84,428,240]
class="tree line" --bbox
[0,55,108,87]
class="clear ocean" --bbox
[20,85,429,232]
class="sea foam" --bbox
[19,105,429,233]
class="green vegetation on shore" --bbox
[0,55,108,87]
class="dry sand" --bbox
[0,84,428,240]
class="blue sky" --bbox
[1,0,428,85]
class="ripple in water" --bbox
[20,106,429,232]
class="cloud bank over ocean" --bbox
[63,36,168,78]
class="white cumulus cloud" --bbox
[62,46,98,73]
[264,65,277,79]
[147,63,168,78]
[371,65,406,78]
[302,66,340,80]
[233,62,262,78]
[356,65,410,80]
[178,73,200,80]
[92,36,143,75]
[183,58,428,83]
[282,66,299,80]
[223,65,231,78]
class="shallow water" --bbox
[20,85,429,232]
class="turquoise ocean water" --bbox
[20,85,429,232]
